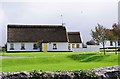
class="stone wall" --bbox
[0,66,120,79]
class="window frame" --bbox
[53,43,57,49]
[21,43,25,50]
[110,41,113,46]
[10,43,14,50]
[118,41,120,46]
[33,43,38,49]
[76,44,79,48]
[68,44,71,50]
[72,44,75,48]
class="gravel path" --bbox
[0,56,31,59]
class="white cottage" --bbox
[7,24,69,52]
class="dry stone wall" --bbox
[0,66,120,79]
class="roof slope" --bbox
[8,25,68,42]
[67,32,82,43]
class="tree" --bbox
[91,24,107,55]
[112,23,120,37]
[112,23,120,53]
[1,43,7,56]
[105,29,118,54]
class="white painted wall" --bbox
[7,42,69,52]
[47,42,68,51]
[7,42,39,51]
[68,43,82,51]
[73,45,100,52]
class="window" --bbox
[72,44,75,48]
[118,41,120,46]
[53,43,57,49]
[21,43,25,50]
[68,44,71,50]
[10,43,14,50]
[33,43,38,49]
[82,43,87,48]
[76,44,79,48]
[110,41,113,46]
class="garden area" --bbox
[0,52,119,72]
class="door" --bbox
[44,43,48,52]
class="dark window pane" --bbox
[76,44,79,48]
[33,43,38,49]
[118,41,120,46]
[53,43,57,49]
[110,41,113,46]
[10,43,14,50]
[21,43,25,50]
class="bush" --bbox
[118,48,120,51]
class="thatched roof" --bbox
[7,24,68,42]
[67,32,82,43]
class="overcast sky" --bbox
[0,0,119,46]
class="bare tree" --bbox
[91,24,107,55]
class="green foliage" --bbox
[37,40,43,51]
[91,24,107,55]
[1,52,118,72]
[112,23,120,38]
[91,24,107,43]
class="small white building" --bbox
[67,32,82,52]
[100,40,120,48]
[7,25,69,52]
[72,40,100,52]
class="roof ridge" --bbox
[67,32,80,34]
[8,25,66,29]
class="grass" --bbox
[0,52,119,72]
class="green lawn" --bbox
[0,52,119,72]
